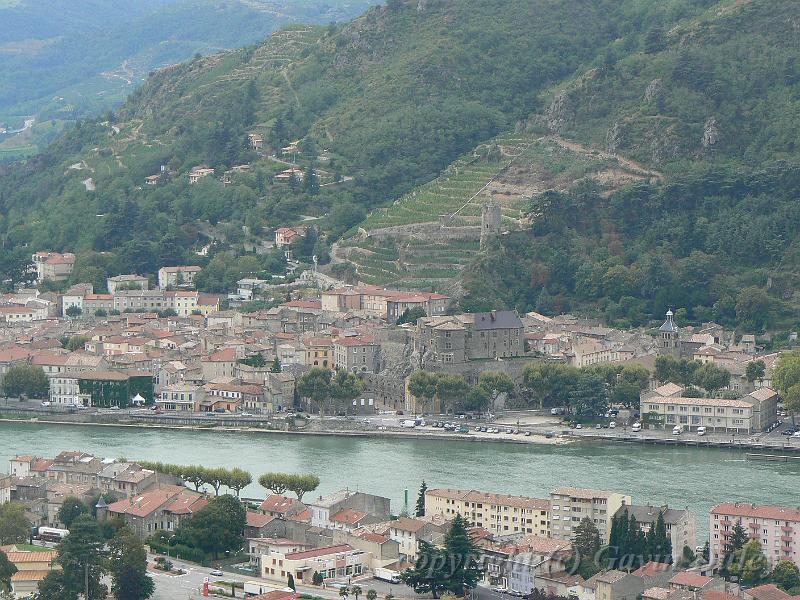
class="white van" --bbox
[696,426,706,436]
[673,425,683,435]
[631,422,642,432]
[401,420,416,429]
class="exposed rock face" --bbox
[545,92,574,133]
[606,121,623,152]
[644,78,662,103]
[702,117,721,148]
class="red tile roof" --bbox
[745,585,794,600]
[260,494,302,514]
[207,348,237,362]
[634,562,672,577]
[108,485,188,518]
[330,508,369,526]
[670,572,712,588]
[250,592,298,600]
[247,512,276,528]
[712,502,800,522]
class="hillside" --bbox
[0,0,664,281]
[0,0,798,335]
[460,0,800,333]
[0,0,374,160]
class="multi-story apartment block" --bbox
[642,388,778,434]
[113,289,168,312]
[549,487,632,542]
[106,274,149,294]
[425,488,550,537]
[31,252,75,282]
[157,265,201,289]
[616,504,697,563]
[710,503,800,568]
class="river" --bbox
[3,422,799,539]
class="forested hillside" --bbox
[460,0,800,333]
[0,0,675,282]
[0,0,374,159]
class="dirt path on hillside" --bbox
[549,135,663,180]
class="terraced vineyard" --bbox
[338,132,659,291]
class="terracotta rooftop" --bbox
[711,502,800,522]
[669,572,713,588]
[285,544,353,560]
[427,487,549,510]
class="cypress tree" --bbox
[415,481,427,517]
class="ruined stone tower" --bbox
[480,202,502,251]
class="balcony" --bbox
[781,536,793,543]
[720,519,732,526]
[781,525,793,533]
[749,523,759,529]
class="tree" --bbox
[771,560,800,592]
[677,545,696,569]
[339,586,350,600]
[2,363,49,398]
[173,494,246,560]
[735,287,772,330]
[351,585,362,600]
[648,511,672,564]
[746,360,766,383]
[366,590,377,600]
[227,468,252,497]
[396,307,426,325]
[568,517,601,578]
[730,539,769,587]
[65,335,90,351]
[312,571,324,586]
[239,354,266,368]
[33,571,70,600]
[442,513,482,595]
[108,528,154,600]
[287,573,296,591]
[408,370,439,414]
[644,25,666,54]
[57,515,108,600]
[415,481,427,517]
[477,371,514,410]
[0,503,30,545]
[569,372,608,416]
[286,474,320,501]
[463,385,491,413]
[271,357,282,372]
[400,540,449,598]
[435,374,469,414]
[0,550,16,594]
[692,362,731,395]
[65,305,83,318]
[330,369,364,414]
[58,497,88,528]
[298,368,332,416]
[721,520,748,578]
[259,472,291,495]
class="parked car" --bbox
[210,569,224,576]
[631,422,642,432]
[697,426,707,436]
[575,424,582,429]
[40,401,51,407]
[673,425,683,435]
[609,421,616,429]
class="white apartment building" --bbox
[549,487,632,542]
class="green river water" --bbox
[2,421,799,539]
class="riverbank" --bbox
[0,415,572,446]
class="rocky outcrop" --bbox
[643,78,662,103]
[545,92,574,133]
[702,117,721,149]
[606,121,624,152]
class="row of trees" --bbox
[258,473,321,501]
[774,352,800,421]
[654,356,733,395]
[407,370,514,414]
[137,461,321,502]
[297,368,364,417]
[1,363,49,399]
[521,362,650,414]
[607,508,672,570]
[136,462,252,497]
